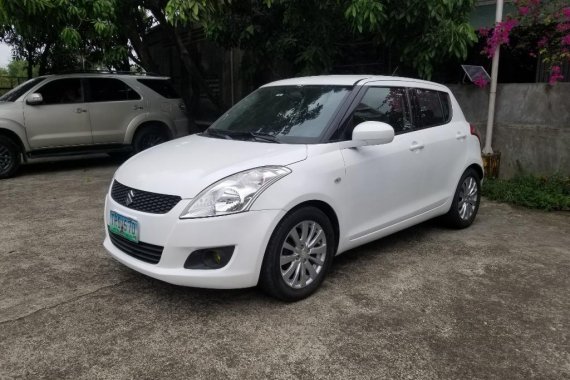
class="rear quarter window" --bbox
[137,79,180,99]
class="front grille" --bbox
[111,180,181,214]
[108,228,164,264]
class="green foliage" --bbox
[482,175,570,211]
[171,0,477,80]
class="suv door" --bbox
[23,78,92,148]
[339,86,425,240]
[409,88,466,208]
[85,78,144,144]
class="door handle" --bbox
[456,132,467,140]
[133,105,144,110]
[409,142,424,152]
[75,108,87,113]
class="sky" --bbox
[0,42,12,68]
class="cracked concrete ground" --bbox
[0,156,569,379]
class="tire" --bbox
[443,168,481,229]
[0,136,21,179]
[132,125,170,154]
[259,206,335,301]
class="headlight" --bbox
[180,166,291,219]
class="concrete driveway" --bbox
[1,157,569,379]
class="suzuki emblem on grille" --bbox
[125,190,136,206]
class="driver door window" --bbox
[37,79,83,104]
[341,87,412,140]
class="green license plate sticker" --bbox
[109,211,139,243]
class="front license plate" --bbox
[109,211,139,243]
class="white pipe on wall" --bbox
[483,0,504,155]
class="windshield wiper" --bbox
[206,129,281,143]
[247,131,281,143]
[204,129,234,140]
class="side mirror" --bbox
[351,121,395,146]
[26,93,43,105]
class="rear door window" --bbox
[411,88,448,128]
[87,78,141,102]
[137,79,180,99]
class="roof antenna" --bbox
[391,66,399,76]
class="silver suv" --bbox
[0,73,188,178]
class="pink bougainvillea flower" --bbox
[482,19,519,58]
[473,75,489,88]
[538,36,548,48]
[562,34,570,46]
[563,7,570,19]
[518,6,530,16]
[549,65,564,85]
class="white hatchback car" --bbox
[104,75,483,301]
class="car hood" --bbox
[114,134,308,198]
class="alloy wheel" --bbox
[457,176,478,221]
[280,220,327,289]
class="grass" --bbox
[482,174,570,211]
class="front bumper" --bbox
[103,195,285,289]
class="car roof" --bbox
[262,75,448,90]
[36,73,170,80]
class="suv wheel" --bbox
[443,168,481,229]
[0,136,21,179]
[259,207,335,301]
[133,125,169,153]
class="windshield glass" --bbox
[0,77,46,102]
[207,85,351,143]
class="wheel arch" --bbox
[0,126,27,154]
[284,200,340,254]
[125,117,174,144]
[466,163,484,181]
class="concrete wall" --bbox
[447,83,570,178]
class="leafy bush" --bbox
[482,174,570,211]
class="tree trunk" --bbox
[148,7,226,111]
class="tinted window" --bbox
[347,87,412,137]
[37,79,83,105]
[0,77,46,102]
[87,78,141,102]
[439,92,452,122]
[413,89,445,128]
[208,85,350,144]
[137,79,180,99]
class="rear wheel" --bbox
[0,136,21,179]
[259,207,335,301]
[133,125,169,154]
[443,168,481,229]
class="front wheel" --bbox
[0,136,21,179]
[443,168,481,229]
[259,207,335,301]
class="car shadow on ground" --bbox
[119,218,445,306]
[18,154,127,177]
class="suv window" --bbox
[342,87,412,139]
[87,78,141,102]
[37,79,83,105]
[412,88,447,128]
[137,79,180,99]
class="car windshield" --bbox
[206,85,351,143]
[0,77,46,102]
